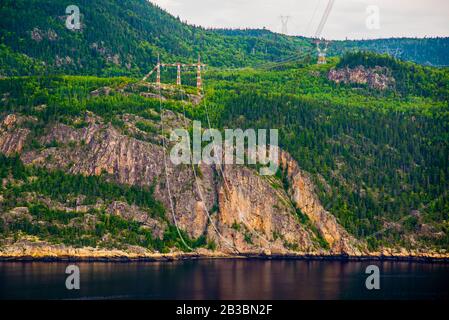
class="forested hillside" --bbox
[1,51,448,252]
[331,37,449,67]
[203,53,449,250]
[1,0,448,78]
[0,0,448,256]
[0,0,310,76]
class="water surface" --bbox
[1,260,448,300]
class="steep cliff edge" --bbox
[207,164,321,254]
[279,151,366,255]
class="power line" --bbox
[148,55,240,253]
[314,0,335,39]
[305,0,322,37]
[155,53,193,252]
[254,0,336,69]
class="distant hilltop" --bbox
[1,0,448,77]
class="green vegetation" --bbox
[0,0,310,76]
[0,44,45,76]
[1,0,448,78]
[331,37,449,67]
[1,50,448,250]
[0,0,448,252]
[202,53,449,249]
[337,51,449,100]
[0,154,207,252]
[0,75,186,124]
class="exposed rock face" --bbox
[1,207,33,225]
[90,86,112,97]
[55,55,73,67]
[3,114,18,127]
[328,66,395,90]
[2,238,447,261]
[89,42,122,66]
[0,237,227,260]
[19,115,214,240]
[209,165,318,254]
[0,114,30,155]
[0,113,365,256]
[30,28,44,42]
[107,54,121,66]
[47,29,58,41]
[279,151,366,255]
[140,92,166,100]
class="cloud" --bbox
[148,0,449,39]
[150,0,180,8]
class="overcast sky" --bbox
[150,0,449,40]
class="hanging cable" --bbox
[201,71,275,249]
[177,76,240,254]
[156,58,194,252]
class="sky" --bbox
[149,0,449,40]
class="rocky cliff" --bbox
[279,151,364,255]
[1,112,445,259]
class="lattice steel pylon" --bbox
[313,0,335,64]
[315,39,330,65]
[280,15,291,35]
[196,54,206,94]
[142,54,206,94]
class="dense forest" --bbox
[1,51,448,250]
[0,0,448,78]
[0,0,448,253]
[203,54,449,249]
[0,0,310,75]
[331,37,449,67]
[0,154,207,251]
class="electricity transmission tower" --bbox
[313,0,335,64]
[315,39,330,64]
[280,15,291,35]
[142,54,206,94]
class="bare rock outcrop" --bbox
[328,66,395,90]
[30,28,58,42]
[107,201,166,239]
[0,114,30,155]
[209,165,318,254]
[21,117,214,239]
[279,151,366,255]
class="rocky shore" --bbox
[1,241,448,263]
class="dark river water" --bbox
[0,259,448,300]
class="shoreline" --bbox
[2,241,447,263]
[1,253,448,263]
